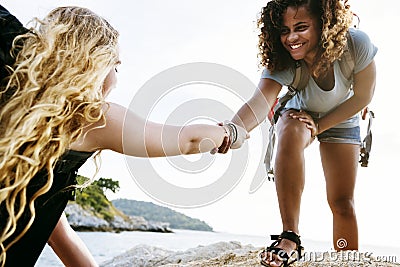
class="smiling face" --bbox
[280,5,321,65]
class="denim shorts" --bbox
[316,126,361,145]
[284,109,361,145]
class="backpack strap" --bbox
[265,60,309,180]
[264,123,277,181]
[360,108,374,167]
[338,32,355,80]
[271,60,309,124]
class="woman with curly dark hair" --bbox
[227,0,377,266]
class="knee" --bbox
[277,119,310,149]
[328,197,356,217]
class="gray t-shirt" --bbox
[261,28,378,128]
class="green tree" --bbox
[74,176,120,222]
[95,177,120,194]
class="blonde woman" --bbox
[0,5,248,266]
[222,0,377,266]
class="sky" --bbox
[3,0,400,254]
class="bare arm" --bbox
[231,78,282,132]
[48,214,98,267]
[74,103,248,157]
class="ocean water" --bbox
[36,229,400,267]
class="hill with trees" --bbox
[112,198,213,232]
[70,176,212,232]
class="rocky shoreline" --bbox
[100,241,400,267]
[65,203,172,233]
[100,241,256,267]
[64,203,399,266]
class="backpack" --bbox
[264,32,374,181]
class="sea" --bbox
[36,229,400,267]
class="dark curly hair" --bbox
[257,0,353,77]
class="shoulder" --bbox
[261,67,295,86]
[69,102,126,152]
[348,28,378,73]
[348,28,377,53]
[348,28,373,47]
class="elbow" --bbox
[363,88,375,107]
[179,125,219,155]
[181,138,201,155]
[179,125,202,155]
[363,85,375,105]
[355,86,375,109]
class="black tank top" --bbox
[0,5,28,96]
[1,150,94,266]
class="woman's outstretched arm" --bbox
[72,102,249,156]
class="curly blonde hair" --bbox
[0,6,119,264]
[257,0,353,77]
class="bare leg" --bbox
[261,111,314,266]
[320,142,359,251]
[48,213,98,267]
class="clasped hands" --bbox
[210,121,250,154]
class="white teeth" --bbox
[290,43,303,49]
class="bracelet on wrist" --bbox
[225,122,238,144]
[221,125,230,138]
[220,124,232,144]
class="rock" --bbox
[100,245,174,267]
[100,241,257,267]
[147,221,173,233]
[110,214,147,231]
[161,241,255,264]
[64,203,172,233]
[100,241,400,267]
[65,203,109,231]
